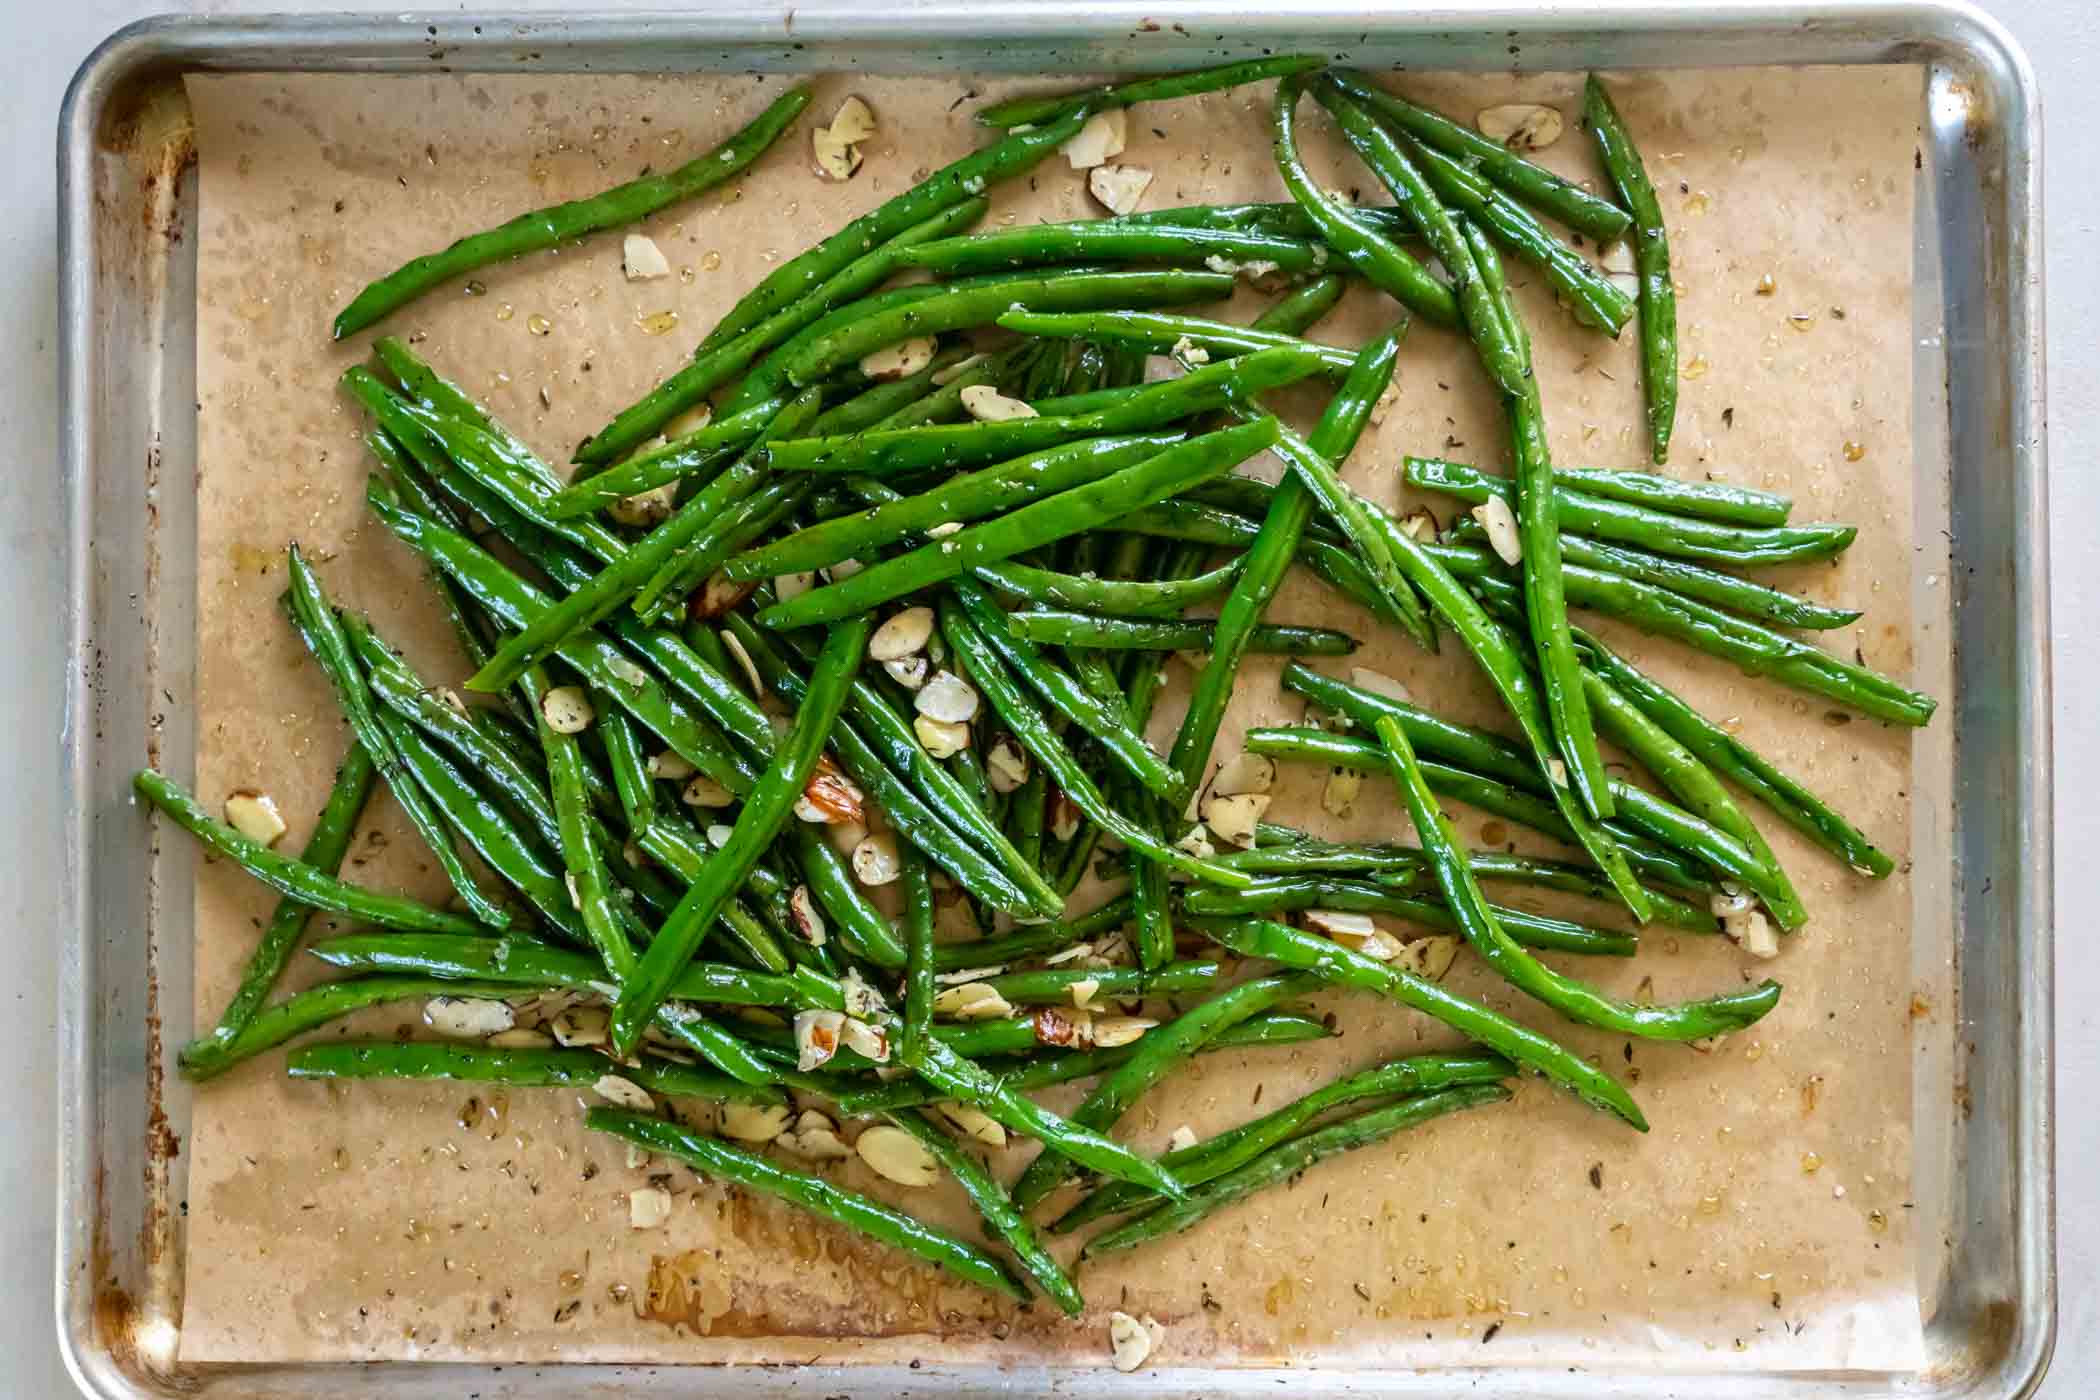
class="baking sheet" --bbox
[177,65,1933,1371]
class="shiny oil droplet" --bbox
[1682,190,1711,214]
[528,313,552,336]
[1754,273,1777,296]
[1788,312,1816,333]
[679,266,697,284]
[1868,1209,1888,1233]
[1843,440,1866,461]
[495,303,516,322]
[637,310,680,336]
[701,250,723,272]
[1681,354,1709,381]
[1697,1194,1723,1216]
[1801,1151,1822,1174]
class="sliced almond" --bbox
[1349,667,1413,704]
[840,1017,892,1063]
[1199,793,1269,849]
[1069,977,1102,1010]
[795,1009,845,1071]
[1166,1125,1199,1153]
[855,1123,939,1187]
[826,557,867,581]
[1061,108,1128,169]
[664,402,714,439]
[828,95,877,144]
[871,606,936,661]
[934,964,1008,985]
[915,669,980,723]
[719,1102,793,1143]
[550,1005,610,1047]
[1109,1312,1164,1372]
[1169,333,1212,366]
[706,823,735,848]
[647,750,696,782]
[885,655,932,690]
[1211,753,1275,797]
[934,982,1014,1021]
[924,521,962,539]
[859,336,938,382]
[1047,788,1083,843]
[1476,102,1565,150]
[593,1074,655,1111]
[223,790,288,847]
[773,570,817,602]
[794,757,865,824]
[1607,269,1641,300]
[914,714,971,759]
[424,996,516,1040]
[621,232,673,281]
[850,830,902,886]
[780,1108,854,1160]
[1088,163,1154,216]
[485,1026,555,1049]
[1710,882,1756,918]
[932,1102,1006,1149]
[1546,757,1570,789]
[1400,505,1440,542]
[719,628,766,699]
[960,384,1039,422]
[1323,765,1364,817]
[1091,1014,1157,1048]
[434,687,469,716]
[680,773,735,809]
[985,736,1030,792]
[787,884,828,947]
[1722,906,1781,960]
[812,122,866,181]
[1600,239,1637,276]
[1472,495,1523,566]
[1042,941,1092,967]
[1030,1005,1090,1048]
[932,352,987,386]
[841,967,888,1021]
[1689,1033,1730,1055]
[1396,934,1462,981]
[688,571,757,621]
[540,685,595,734]
[1303,908,1380,940]
[1174,824,1217,860]
[628,1186,674,1229]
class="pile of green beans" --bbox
[137,58,1936,1315]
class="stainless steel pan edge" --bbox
[55,4,2050,1396]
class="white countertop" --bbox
[9,2,2089,1393]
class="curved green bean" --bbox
[1084,1083,1512,1255]
[288,1039,783,1105]
[1252,271,1348,334]
[897,221,1328,277]
[1554,465,1793,526]
[975,555,1241,617]
[1007,609,1355,656]
[789,821,909,969]
[304,932,806,1006]
[181,974,523,1079]
[332,83,812,339]
[545,398,790,516]
[1182,876,1637,956]
[998,309,1357,376]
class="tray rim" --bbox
[55,4,2053,1397]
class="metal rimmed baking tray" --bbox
[56,3,2051,1395]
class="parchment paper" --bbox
[179,65,1931,1372]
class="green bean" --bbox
[177,743,379,1077]
[830,1013,1332,1115]
[1168,324,1410,801]
[974,556,1241,617]
[701,105,1092,353]
[1124,202,1415,244]
[283,547,509,926]
[903,1037,1186,1199]
[133,765,491,937]
[1007,610,1355,656]
[932,895,1133,971]
[1322,73,1631,243]
[304,933,807,1006]
[365,487,755,792]
[724,614,1054,916]
[332,83,812,339]
[1272,75,1458,327]
[1553,466,1792,526]
[1317,80,1527,392]
[806,346,975,438]
[953,581,1190,805]
[649,1003,805,1086]
[901,850,937,1055]
[872,343,1037,431]
[1406,457,1854,566]
[182,975,523,1079]
[588,1108,1027,1300]
[1405,137,1633,335]
[938,595,1251,889]
[1577,630,1893,876]
[1252,272,1348,335]
[577,199,986,465]
[1183,876,1637,956]
[999,309,1358,375]
[788,822,909,969]
[373,337,553,484]
[1438,526,1859,630]
[631,465,816,624]
[1192,914,1643,1127]
[1084,1083,1512,1255]
[1005,758,1048,873]
[1219,811,1719,932]
[1052,1051,1512,1233]
[287,1039,784,1105]
[610,616,871,1056]
[1460,565,1936,726]
[594,701,657,831]
[760,420,1278,630]
[897,222,1329,277]
[977,55,1328,127]
[507,666,629,973]
[1009,971,1322,1211]
[885,1108,1083,1315]
[769,268,1232,392]
[542,398,790,517]
[1374,713,1782,1041]
[947,962,1224,1010]
[1584,75,1676,462]
[760,343,1316,476]
[727,435,1176,579]
[1579,668,1807,929]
